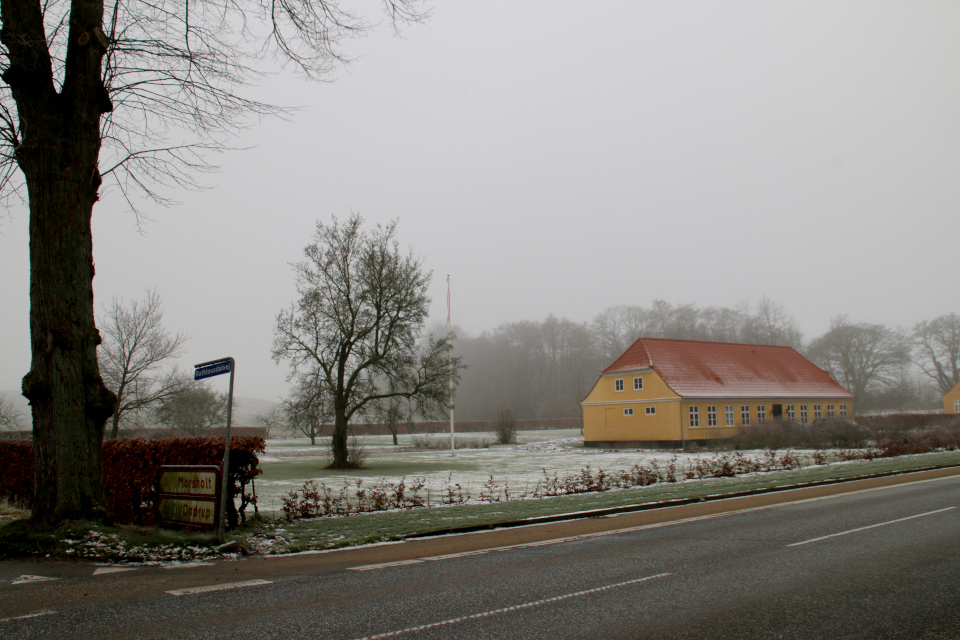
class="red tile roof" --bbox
[602,337,854,399]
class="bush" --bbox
[0,440,31,509]
[345,435,370,467]
[0,436,264,527]
[493,407,518,444]
[732,419,870,450]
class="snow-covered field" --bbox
[253,429,803,513]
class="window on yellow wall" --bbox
[757,405,766,424]
[741,405,750,426]
[623,407,633,416]
[800,404,808,423]
[615,379,624,392]
[827,404,835,418]
[707,405,717,426]
[955,400,959,413]
[633,377,643,391]
[814,404,822,419]
[725,405,734,426]
[841,404,848,418]
[689,405,699,427]
[786,404,795,419]
[646,406,656,415]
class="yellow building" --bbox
[944,381,960,414]
[581,338,855,447]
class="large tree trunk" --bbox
[330,404,350,468]
[22,173,116,523]
[3,0,117,523]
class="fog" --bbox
[1,1,959,403]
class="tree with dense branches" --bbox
[807,315,909,402]
[273,214,459,468]
[0,0,428,522]
[154,381,231,436]
[913,313,960,395]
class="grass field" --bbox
[256,429,698,511]
[252,448,960,554]
[253,429,951,514]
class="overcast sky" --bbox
[2,0,959,403]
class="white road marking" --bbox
[11,575,59,585]
[161,562,214,570]
[788,506,956,547]
[165,579,273,596]
[349,559,425,571]
[93,567,136,575]
[0,610,56,623]
[352,572,671,640]
[422,550,490,561]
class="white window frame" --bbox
[741,405,751,426]
[800,404,808,423]
[814,404,822,420]
[707,405,717,427]
[786,404,795,420]
[615,378,624,392]
[623,407,634,416]
[757,405,766,424]
[689,405,700,427]
[827,404,835,418]
[645,406,656,415]
[840,404,848,419]
[955,400,959,413]
[633,377,643,391]
[724,405,734,426]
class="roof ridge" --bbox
[640,336,795,350]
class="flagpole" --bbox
[448,275,455,457]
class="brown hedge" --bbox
[0,436,264,525]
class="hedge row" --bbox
[0,436,264,526]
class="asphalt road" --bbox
[2,468,959,639]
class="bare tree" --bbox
[1,0,428,522]
[282,367,331,446]
[378,396,406,446]
[591,306,651,363]
[273,214,460,468]
[742,296,803,349]
[252,406,286,439]
[807,315,910,402]
[0,394,26,430]
[98,290,187,439]
[154,381,231,436]
[913,313,960,395]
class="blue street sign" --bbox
[194,359,232,380]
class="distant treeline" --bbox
[450,298,956,420]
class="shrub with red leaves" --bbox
[0,436,263,526]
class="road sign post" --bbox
[155,465,221,530]
[194,356,235,544]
